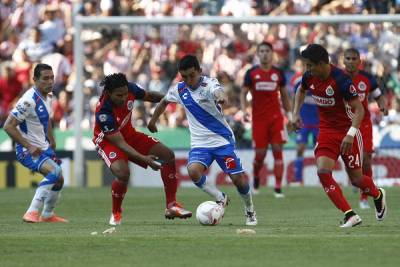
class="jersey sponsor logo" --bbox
[16,103,27,114]
[182,92,189,100]
[38,105,44,112]
[127,100,134,110]
[271,73,279,81]
[99,114,107,122]
[255,81,277,91]
[109,152,117,159]
[23,101,31,108]
[358,81,366,91]
[224,156,237,170]
[325,86,334,96]
[312,95,335,106]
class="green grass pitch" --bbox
[0,186,399,267]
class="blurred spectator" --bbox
[13,27,53,63]
[0,63,23,126]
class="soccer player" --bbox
[291,44,387,227]
[3,63,67,223]
[93,73,192,226]
[148,55,257,226]
[293,82,319,185]
[343,48,388,209]
[240,42,292,197]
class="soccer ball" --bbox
[196,201,224,226]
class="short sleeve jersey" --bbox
[10,88,51,150]
[301,65,358,134]
[93,82,145,145]
[243,65,286,120]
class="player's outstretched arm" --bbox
[291,85,306,131]
[142,91,165,103]
[105,132,161,170]
[148,98,170,133]
[3,115,41,156]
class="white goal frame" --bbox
[73,14,400,186]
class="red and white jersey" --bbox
[93,82,145,146]
[243,65,286,120]
[301,65,358,134]
[346,70,379,125]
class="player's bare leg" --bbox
[149,143,192,219]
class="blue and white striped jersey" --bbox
[166,76,235,148]
[11,88,51,150]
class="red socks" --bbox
[318,171,351,213]
[361,166,373,200]
[111,179,128,214]
[273,150,283,189]
[355,175,380,198]
[160,162,177,208]
[253,151,266,179]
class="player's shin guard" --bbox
[111,179,128,214]
[318,171,352,213]
[194,175,224,202]
[160,162,178,208]
[236,182,254,212]
[353,175,380,198]
[294,157,304,182]
[273,150,284,189]
[253,151,265,189]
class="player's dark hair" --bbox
[257,41,273,51]
[33,63,52,79]
[100,73,128,92]
[301,44,329,64]
[344,48,360,58]
[178,55,201,71]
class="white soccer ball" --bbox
[196,201,224,226]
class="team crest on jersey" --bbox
[127,100,134,110]
[109,152,117,159]
[349,84,357,94]
[325,86,334,96]
[99,114,107,122]
[271,73,279,81]
[358,81,366,91]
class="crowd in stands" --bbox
[1,0,400,145]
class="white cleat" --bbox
[340,214,362,228]
[274,192,285,198]
[109,212,121,226]
[359,200,370,210]
[252,188,260,195]
[374,188,387,221]
[245,211,257,226]
[216,193,229,208]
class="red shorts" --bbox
[360,122,373,153]
[252,114,286,149]
[96,129,159,168]
[315,130,363,170]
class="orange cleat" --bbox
[22,211,40,223]
[39,214,68,223]
[165,202,192,220]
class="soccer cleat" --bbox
[165,202,192,220]
[245,211,257,226]
[359,199,370,210]
[374,188,387,221]
[22,211,40,223]
[216,193,230,208]
[340,213,362,228]
[274,188,285,198]
[109,212,122,226]
[39,214,68,223]
[252,188,260,195]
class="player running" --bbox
[148,55,257,226]
[93,73,192,225]
[291,44,387,228]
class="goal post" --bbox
[73,14,400,186]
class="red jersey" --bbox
[243,65,286,120]
[347,70,379,125]
[301,65,358,134]
[93,82,145,146]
